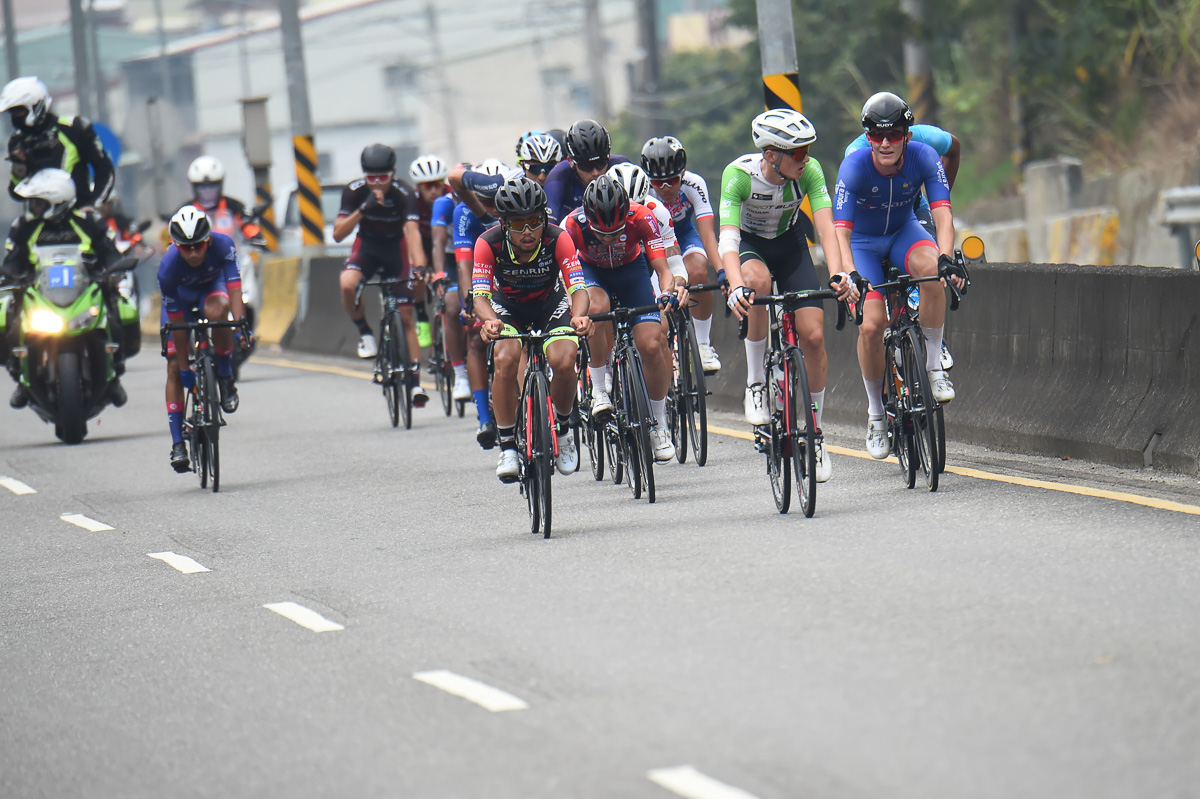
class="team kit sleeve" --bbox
[157,252,184,319]
[717,162,752,229]
[542,161,574,223]
[636,208,666,261]
[338,184,360,217]
[832,158,861,230]
[682,172,714,220]
[801,158,833,213]
[915,143,952,208]
[912,124,954,157]
[216,235,243,289]
[431,195,453,228]
[553,229,586,294]
[452,204,476,261]
[471,237,496,302]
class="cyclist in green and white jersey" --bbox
[719,109,859,483]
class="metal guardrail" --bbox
[1159,186,1200,270]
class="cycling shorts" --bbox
[490,289,575,349]
[580,254,661,326]
[160,280,229,355]
[738,226,824,309]
[675,219,706,259]
[849,218,936,301]
[343,237,414,302]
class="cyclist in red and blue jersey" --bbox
[544,119,630,224]
[832,92,966,460]
[158,206,248,473]
[565,174,688,463]
[641,136,724,374]
[474,177,592,482]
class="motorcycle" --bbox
[231,202,270,381]
[0,245,139,443]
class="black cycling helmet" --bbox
[546,128,568,154]
[582,174,629,233]
[640,136,687,179]
[494,176,547,217]
[861,91,915,131]
[361,143,397,173]
[565,119,611,163]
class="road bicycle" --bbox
[355,275,414,429]
[426,276,465,418]
[739,287,856,516]
[871,243,975,490]
[161,316,248,493]
[664,281,721,467]
[589,301,666,504]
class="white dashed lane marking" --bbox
[60,513,114,532]
[263,601,344,632]
[647,765,764,799]
[412,670,529,712]
[148,552,211,574]
[0,476,36,495]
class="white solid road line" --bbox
[263,601,345,633]
[0,476,36,495]
[147,552,211,574]
[648,765,764,799]
[412,669,529,712]
[60,513,114,532]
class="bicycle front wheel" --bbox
[765,357,790,513]
[682,316,708,466]
[887,339,917,489]
[389,311,413,429]
[902,327,939,491]
[432,314,452,416]
[667,315,688,464]
[786,347,816,517]
[624,350,655,504]
[521,368,554,537]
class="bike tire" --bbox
[902,327,939,491]
[934,404,947,473]
[531,370,554,538]
[887,339,917,489]
[389,311,413,430]
[54,350,88,444]
[516,378,539,534]
[787,348,817,518]
[380,321,400,428]
[605,360,625,486]
[668,315,688,465]
[432,314,452,417]
[766,355,791,513]
[683,317,708,466]
[199,356,221,493]
[625,350,655,504]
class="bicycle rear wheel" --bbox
[605,359,625,486]
[380,318,400,428]
[624,350,655,504]
[521,369,554,537]
[765,356,790,513]
[432,313,452,416]
[886,340,917,489]
[934,405,946,473]
[667,315,688,464]
[682,317,708,466]
[786,347,816,517]
[902,327,939,491]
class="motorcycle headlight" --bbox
[69,306,101,331]
[29,309,65,334]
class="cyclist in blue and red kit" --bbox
[832,92,966,460]
[543,119,629,224]
[159,206,248,473]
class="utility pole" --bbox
[900,0,938,125]
[634,0,660,143]
[86,0,109,122]
[425,2,459,161]
[67,0,93,117]
[1008,0,1029,170]
[152,0,172,103]
[280,0,324,254]
[583,0,610,122]
[2,0,18,81]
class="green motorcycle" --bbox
[0,245,139,443]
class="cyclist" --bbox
[333,143,429,407]
[1,169,126,409]
[429,171,473,405]
[606,162,688,290]
[720,109,858,483]
[158,206,249,472]
[565,174,687,463]
[832,91,965,460]
[183,156,263,243]
[516,133,563,188]
[474,177,592,482]
[641,136,725,374]
[409,154,454,350]
[1,76,114,208]
[544,119,630,224]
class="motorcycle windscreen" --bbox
[35,245,90,307]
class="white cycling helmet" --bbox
[0,76,51,128]
[408,154,449,184]
[479,158,508,177]
[14,168,76,220]
[518,134,562,165]
[606,162,650,204]
[751,108,817,151]
[168,205,213,246]
[187,155,226,184]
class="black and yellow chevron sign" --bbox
[763,72,802,112]
[256,181,278,252]
[293,135,324,247]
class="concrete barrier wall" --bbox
[704,263,1200,475]
[282,256,384,359]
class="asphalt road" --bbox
[2,351,1198,799]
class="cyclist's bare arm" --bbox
[405,220,426,272]
[332,211,359,242]
[695,214,722,274]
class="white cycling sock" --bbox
[864,376,885,418]
[589,365,611,394]
[649,397,667,427]
[453,362,468,381]
[811,389,825,430]
[922,325,944,372]
[693,314,712,345]
[745,337,767,385]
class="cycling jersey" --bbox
[339,179,419,242]
[453,202,498,263]
[460,165,523,198]
[844,124,953,158]
[158,232,241,319]
[718,153,832,238]
[653,170,714,228]
[641,196,686,280]
[544,155,631,224]
[832,141,950,237]
[563,203,665,269]
[472,224,584,304]
[431,193,456,254]
[7,116,114,207]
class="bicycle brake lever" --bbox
[835,300,847,331]
[737,314,749,341]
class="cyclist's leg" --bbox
[737,235,773,382]
[768,231,827,422]
[340,239,373,336]
[490,337,522,428]
[541,293,579,420]
[607,260,670,421]
[894,220,947,373]
[679,225,712,326]
[581,262,615,397]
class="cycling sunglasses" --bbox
[417,180,443,191]
[176,238,211,253]
[523,161,556,177]
[772,145,810,161]
[365,173,392,185]
[865,129,908,145]
[573,157,609,174]
[504,215,545,233]
[592,223,625,238]
[650,175,682,189]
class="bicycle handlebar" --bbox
[160,317,250,356]
[736,288,850,341]
[589,302,668,324]
[354,275,411,306]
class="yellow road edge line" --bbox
[254,355,441,392]
[708,425,1200,517]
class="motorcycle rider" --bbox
[182,155,263,243]
[1,168,125,409]
[2,76,114,209]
